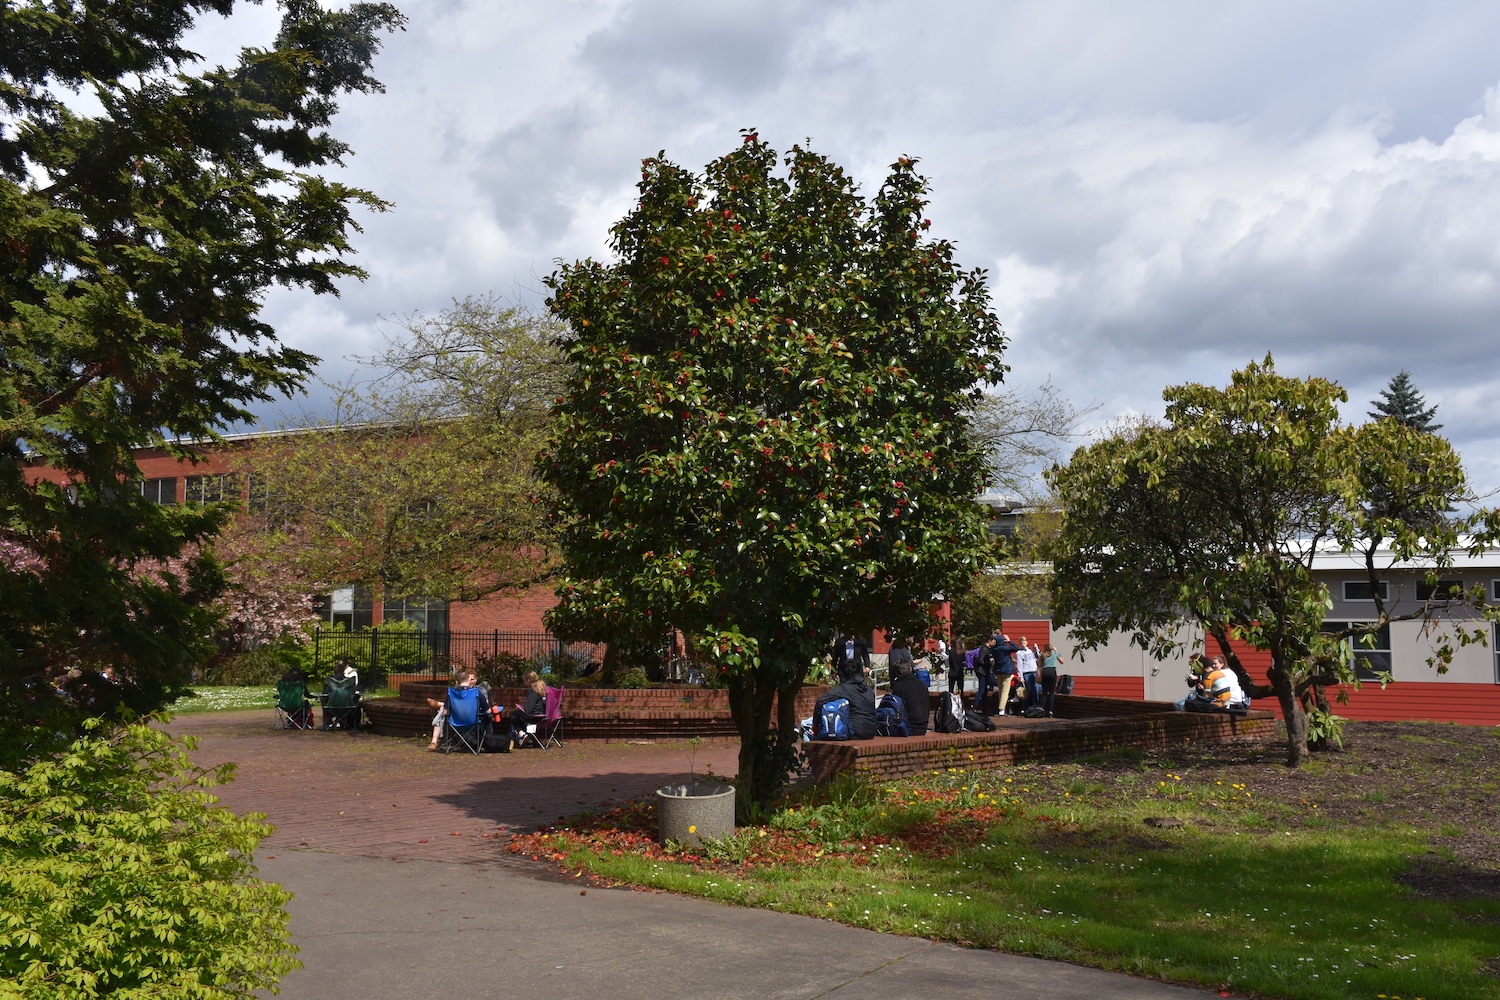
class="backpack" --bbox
[933,691,964,734]
[1058,673,1075,695]
[814,697,851,740]
[875,693,910,737]
[964,707,996,732]
[1021,705,1047,718]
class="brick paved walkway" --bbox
[167,711,742,865]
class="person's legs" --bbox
[1041,669,1057,715]
[974,671,991,715]
[996,674,1014,715]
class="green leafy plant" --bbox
[541,133,1007,811]
[0,722,299,997]
[0,0,404,768]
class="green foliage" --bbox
[474,650,528,688]
[0,0,404,765]
[541,132,1006,807]
[1045,355,1497,765]
[0,722,298,997]
[1368,370,1442,432]
[614,667,650,689]
[201,649,292,687]
[227,299,568,606]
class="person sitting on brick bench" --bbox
[1177,655,1248,714]
[814,655,877,740]
[889,656,930,736]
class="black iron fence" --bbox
[312,629,605,687]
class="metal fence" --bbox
[312,629,605,687]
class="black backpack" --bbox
[875,693,910,737]
[933,691,963,734]
[1058,673,1075,695]
[964,707,996,732]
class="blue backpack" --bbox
[815,697,851,740]
[875,693,910,737]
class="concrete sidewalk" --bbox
[171,711,1216,1000]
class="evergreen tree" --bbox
[1,0,404,763]
[542,134,1006,809]
[1368,371,1442,432]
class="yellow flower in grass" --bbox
[688,825,697,833]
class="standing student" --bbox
[1015,637,1039,712]
[1039,643,1064,717]
[991,633,1020,716]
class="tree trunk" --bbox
[1268,662,1308,767]
[727,671,778,818]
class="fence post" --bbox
[314,627,322,675]
[370,628,379,685]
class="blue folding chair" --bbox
[442,686,487,755]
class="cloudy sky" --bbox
[211,1,1500,495]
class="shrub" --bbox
[0,722,299,997]
[201,647,292,686]
[474,650,528,688]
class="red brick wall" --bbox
[449,587,556,633]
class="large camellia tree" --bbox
[541,133,1007,807]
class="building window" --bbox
[245,473,300,527]
[314,586,374,632]
[1342,580,1388,602]
[139,477,176,504]
[185,473,239,504]
[1415,579,1463,602]
[1322,620,1391,681]
[383,594,448,633]
[1492,580,1500,602]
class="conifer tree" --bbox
[1,0,404,760]
[1368,371,1442,432]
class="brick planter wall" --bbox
[361,681,831,742]
[801,697,1275,782]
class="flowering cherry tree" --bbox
[542,134,1007,807]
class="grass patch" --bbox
[512,728,1500,1000]
[168,686,395,714]
[169,686,277,714]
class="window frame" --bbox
[1321,619,1392,681]
[138,477,177,504]
[1341,580,1388,602]
[184,473,239,505]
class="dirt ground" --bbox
[1071,720,1500,898]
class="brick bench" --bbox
[362,681,828,743]
[801,698,1275,782]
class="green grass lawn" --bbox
[168,686,394,714]
[513,727,1500,1000]
[169,686,277,714]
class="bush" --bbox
[201,647,292,686]
[0,722,299,997]
[614,667,650,689]
[474,650,528,688]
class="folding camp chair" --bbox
[516,685,564,749]
[442,686,487,755]
[322,674,361,730]
[273,679,314,730]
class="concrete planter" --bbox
[655,781,735,845]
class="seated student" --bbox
[1177,655,1247,713]
[322,661,361,730]
[276,667,314,728]
[428,670,490,748]
[814,658,878,740]
[508,670,549,746]
[888,658,930,736]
